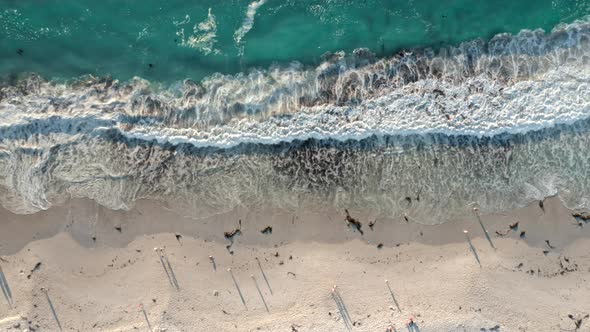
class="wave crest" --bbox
[1,18,590,216]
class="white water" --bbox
[1,18,590,217]
[234,0,267,55]
[2,17,590,150]
[175,8,220,55]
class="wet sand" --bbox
[0,197,589,331]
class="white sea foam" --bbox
[2,18,590,217]
[175,9,220,55]
[3,17,590,149]
[234,0,267,55]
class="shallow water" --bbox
[1,1,590,222]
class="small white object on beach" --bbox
[208,255,217,271]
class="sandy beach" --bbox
[2,1,590,331]
[0,197,589,332]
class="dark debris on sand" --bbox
[368,220,376,230]
[27,262,42,279]
[224,220,242,240]
[224,220,242,254]
[497,221,520,237]
[345,209,363,235]
[568,313,589,330]
[260,226,273,235]
[495,230,508,237]
[572,211,590,221]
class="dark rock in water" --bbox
[16,49,24,56]
[260,226,273,235]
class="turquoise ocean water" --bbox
[1,1,590,222]
[1,0,588,81]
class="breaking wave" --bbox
[1,17,590,220]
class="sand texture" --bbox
[1,197,590,331]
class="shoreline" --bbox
[0,197,589,331]
[0,196,586,254]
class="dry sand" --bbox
[0,197,589,331]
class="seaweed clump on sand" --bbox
[345,209,363,235]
